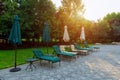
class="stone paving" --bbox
[0,45,120,80]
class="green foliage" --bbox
[56,0,85,42]
[1,0,120,44]
[103,12,120,41]
[92,20,110,42]
[0,0,35,40]
[81,12,120,43]
[0,1,4,14]
[19,0,35,39]
[33,0,57,39]
[0,0,17,34]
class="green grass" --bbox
[0,47,54,69]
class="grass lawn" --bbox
[0,44,95,69]
[0,47,54,69]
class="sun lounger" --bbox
[74,43,93,52]
[33,49,60,67]
[84,41,100,51]
[70,45,89,55]
[53,45,77,60]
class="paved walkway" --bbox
[0,45,120,80]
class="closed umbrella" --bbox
[8,15,21,72]
[63,25,70,42]
[80,27,85,42]
[42,22,50,54]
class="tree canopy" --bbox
[0,0,120,44]
[56,0,85,42]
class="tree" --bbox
[103,12,120,41]
[0,0,35,42]
[93,20,110,43]
[60,0,84,25]
[18,0,36,40]
[56,0,85,42]
[0,0,18,36]
[33,0,56,41]
[0,1,4,14]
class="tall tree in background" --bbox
[92,20,110,43]
[0,0,35,42]
[18,0,35,41]
[103,12,120,42]
[0,1,4,15]
[0,0,57,43]
[33,0,56,41]
[56,0,85,42]
[0,0,19,39]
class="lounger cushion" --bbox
[33,49,60,63]
[60,52,76,57]
[53,45,76,57]
[40,56,60,63]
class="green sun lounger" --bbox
[33,49,60,67]
[52,45,77,59]
[84,41,100,50]
[74,43,93,51]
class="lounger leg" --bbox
[32,64,36,69]
[26,64,30,71]
[59,61,61,66]
[39,60,42,65]
[49,61,51,68]
[49,61,53,68]
[51,62,53,68]
[26,62,36,71]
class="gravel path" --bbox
[0,45,120,80]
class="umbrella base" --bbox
[10,67,21,72]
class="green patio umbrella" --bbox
[42,22,50,54]
[8,15,21,72]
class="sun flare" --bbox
[52,0,120,21]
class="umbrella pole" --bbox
[47,42,49,54]
[10,45,21,72]
[14,45,17,68]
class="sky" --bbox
[51,0,120,21]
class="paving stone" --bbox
[1,45,120,80]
